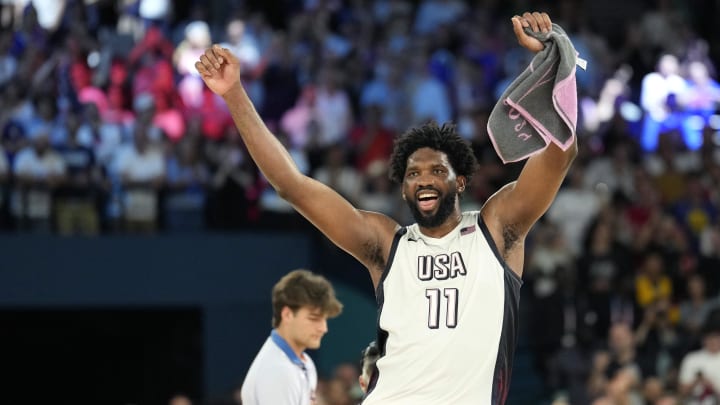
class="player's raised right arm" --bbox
[195,45,398,276]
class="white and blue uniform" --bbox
[241,330,318,405]
[363,211,522,405]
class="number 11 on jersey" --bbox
[425,288,459,329]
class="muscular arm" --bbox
[198,47,398,282]
[482,138,577,275]
[481,12,578,276]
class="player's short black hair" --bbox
[388,122,478,184]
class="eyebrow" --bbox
[406,163,448,171]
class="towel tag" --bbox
[576,56,588,70]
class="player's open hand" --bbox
[195,45,241,97]
[511,12,552,53]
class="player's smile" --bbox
[416,188,441,213]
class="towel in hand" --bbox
[487,23,581,163]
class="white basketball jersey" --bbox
[362,211,522,405]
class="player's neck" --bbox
[418,211,463,239]
[275,328,306,359]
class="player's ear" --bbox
[402,192,406,201]
[457,176,466,193]
[281,306,293,322]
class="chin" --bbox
[419,208,438,217]
[407,192,457,228]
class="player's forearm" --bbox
[222,83,304,196]
[534,138,578,170]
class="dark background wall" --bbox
[0,233,377,404]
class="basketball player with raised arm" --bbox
[196,11,577,405]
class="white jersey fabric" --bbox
[241,330,318,405]
[678,348,720,394]
[363,211,522,405]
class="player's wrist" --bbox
[221,81,245,100]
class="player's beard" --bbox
[407,191,457,228]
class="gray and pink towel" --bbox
[488,23,583,163]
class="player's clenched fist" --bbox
[195,45,241,97]
[511,11,552,53]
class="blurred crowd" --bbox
[1,0,720,404]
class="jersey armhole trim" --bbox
[368,227,405,397]
[374,226,407,297]
[477,216,523,285]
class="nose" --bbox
[319,319,328,334]
[416,172,436,188]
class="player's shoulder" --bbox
[360,209,401,235]
[252,338,285,365]
[360,209,403,259]
[251,344,303,377]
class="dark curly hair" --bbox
[388,122,478,184]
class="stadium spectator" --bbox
[116,123,165,232]
[55,112,103,235]
[678,311,720,402]
[12,130,66,231]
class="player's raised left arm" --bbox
[488,139,577,235]
[481,12,578,275]
[481,138,577,279]
[493,11,578,234]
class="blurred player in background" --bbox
[240,269,343,405]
